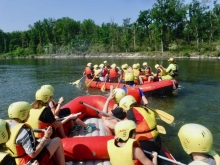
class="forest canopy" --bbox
[0,0,220,57]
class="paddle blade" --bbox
[100,84,106,92]
[72,80,80,85]
[157,125,166,134]
[84,79,93,88]
[154,109,174,124]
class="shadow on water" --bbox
[1,57,220,163]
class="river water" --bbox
[0,57,220,163]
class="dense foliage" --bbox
[1,0,220,57]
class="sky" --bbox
[0,0,192,33]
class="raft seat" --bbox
[68,117,111,165]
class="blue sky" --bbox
[0,0,192,33]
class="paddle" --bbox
[156,125,166,134]
[56,112,84,121]
[142,106,174,124]
[144,150,186,165]
[79,101,121,121]
[80,101,166,134]
[100,79,107,92]
[83,74,97,88]
[72,75,86,85]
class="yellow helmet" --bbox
[35,88,53,103]
[132,64,138,69]
[115,120,136,141]
[178,123,213,154]
[99,64,104,68]
[124,64,128,68]
[41,85,54,95]
[94,64,98,68]
[113,88,126,103]
[121,64,125,69]
[8,101,31,121]
[0,119,8,144]
[136,63,140,68]
[168,58,174,62]
[155,64,160,69]
[87,62,92,67]
[111,63,116,68]
[119,95,136,111]
[125,73,134,82]
[143,62,148,66]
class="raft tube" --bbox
[61,95,176,164]
[84,78,178,95]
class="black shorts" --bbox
[0,155,16,165]
[58,108,71,118]
[139,135,161,159]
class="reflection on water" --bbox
[1,57,220,163]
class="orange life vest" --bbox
[132,107,158,141]
[109,68,118,78]
[85,66,92,75]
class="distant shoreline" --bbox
[1,52,220,59]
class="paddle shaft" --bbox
[79,101,121,121]
[56,112,84,121]
[72,75,85,85]
[144,150,186,165]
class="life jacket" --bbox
[85,66,92,75]
[189,150,220,165]
[126,86,142,105]
[101,68,108,77]
[144,67,152,76]
[107,138,142,165]
[121,69,129,81]
[168,64,178,77]
[132,107,158,141]
[139,69,145,75]
[26,106,51,138]
[109,68,118,78]
[5,120,33,165]
[156,68,166,78]
[132,69,140,84]
[94,69,100,78]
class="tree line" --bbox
[0,0,220,57]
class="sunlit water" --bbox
[1,57,220,163]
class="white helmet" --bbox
[143,62,148,66]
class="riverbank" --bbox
[1,52,220,59]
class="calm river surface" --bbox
[0,57,220,163]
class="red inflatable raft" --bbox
[61,95,177,164]
[84,78,178,95]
